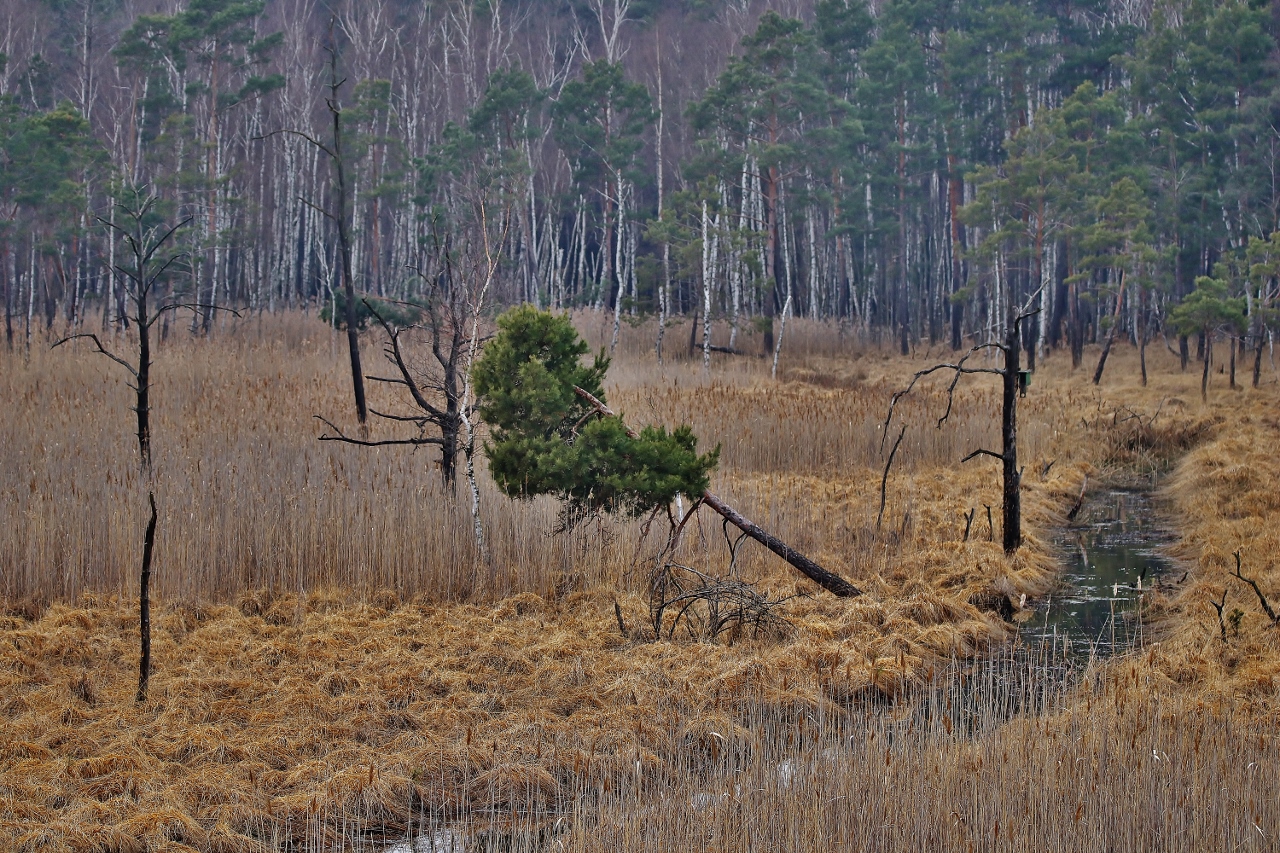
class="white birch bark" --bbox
[701,199,712,372]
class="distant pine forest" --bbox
[1,0,1277,362]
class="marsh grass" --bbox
[3,311,1279,851]
[0,310,1079,609]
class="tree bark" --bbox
[1138,286,1148,387]
[947,155,965,350]
[1201,329,1212,401]
[700,492,861,597]
[1093,269,1125,385]
[136,261,152,473]
[329,41,368,426]
[1001,321,1021,554]
[1229,334,1237,389]
[1254,327,1264,389]
[136,490,157,703]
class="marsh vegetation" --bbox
[2,312,1278,851]
[6,0,1280,845]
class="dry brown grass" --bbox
[0,310,1081,613]
[2,311,1278,850]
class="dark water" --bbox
[1020,489,1178,654]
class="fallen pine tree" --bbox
[472,306,860,597]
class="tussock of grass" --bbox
[1151,404,1280,704]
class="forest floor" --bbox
[1,313,1278,851]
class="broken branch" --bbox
[1230,550,1278,625]
[878,424,907,530]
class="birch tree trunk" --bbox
[701,200,712,372]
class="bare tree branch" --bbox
[297,195,337,223]
[253,127,337,160]
[52,333,138,378]
[1210,588,1229,642]
[367,407,431,424]
[364,300,444,419]
[881,342,1005,450]
[315,415,444,447]
[961,448,1005,464]
[1231,549,1278,626]
[877,424,907,530]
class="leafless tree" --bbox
[319,190,510,560]
[54,191,192,702]
[883,295,1041,554]
[259,24,369,427]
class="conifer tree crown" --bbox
[474,306,719,525]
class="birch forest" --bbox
[2,0,1278,365]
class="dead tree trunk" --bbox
[136,491,157,702]
[328,39,367,426]
[573,386,861,597]
[999,319,1021,552]
[960,323,1020,552]
[1093,269,1125,385]
[54,193,190,702]
[885,303,1033,554]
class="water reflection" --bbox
[1022,489,1176,654]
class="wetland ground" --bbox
[2,312,1278,851]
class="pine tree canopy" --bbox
[1170,276,1246,337]
[473,306,719,523]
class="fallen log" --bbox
[572,385,861,598]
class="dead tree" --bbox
[647,562,797,642]
[883,298,1039,554]
[317,283,469,487]
[318,193,509,558]
[258,23,367,427]
[1231,550,1278,627]
[54,191,192,702]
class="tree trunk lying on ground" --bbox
[572,386,861,598]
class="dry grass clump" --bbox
[5,592,1276,852]
[0,590,1008,850]
[1144,401,1280,704]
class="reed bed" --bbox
[0,311,1080,607]
[2,310,1278,850]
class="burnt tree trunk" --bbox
[948,158,965,351]
[1049,238,1069,350]
[700,492,862,597]
[136,491,157,702]
[1201,329,1212,401]
[1254,330,1264,388]
[1001,317,1021,553]
[1138,287,1148,387]
[1229,334,1237,389]
[328,39,367,426]
[136,270,152,473]
[1093,270,1125,385]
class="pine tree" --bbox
[1171,274,1246,400]
[473,305,861,596]
[473,305,717,525]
